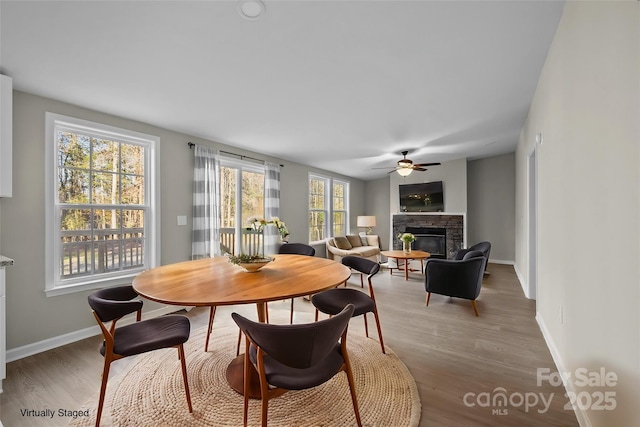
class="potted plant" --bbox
[228,253,273,272]
[398,232,415,253]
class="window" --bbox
[308,174,349,242]
[219,159,265,255]
[332,180,348,237]
[45,113,159,296]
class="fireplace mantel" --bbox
[392,213,465,259]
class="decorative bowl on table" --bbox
[228,254,273,273]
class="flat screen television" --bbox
[399,181,444,212]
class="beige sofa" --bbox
[325,235,381,262]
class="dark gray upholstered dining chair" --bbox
[425,250,487,316]
[88,286,192,426]
[455,241,491,273]
[311,255,385,354]
[277,242,316,324]
[220,242,317,357]
[232,304,361,427]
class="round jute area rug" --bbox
[71,315,420,427]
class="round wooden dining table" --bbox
[132,254,351,397]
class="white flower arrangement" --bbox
[398,232,416,243]
[247,216,289,237]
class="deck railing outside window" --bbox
[60,228,144,278]
[220,228,264,256]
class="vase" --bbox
[403,240,411,253]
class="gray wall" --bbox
[0,91,365,350]
[467,153,515,261]
[364,177,390,250]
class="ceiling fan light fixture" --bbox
[397,159,412,168]
[397,167,413,177]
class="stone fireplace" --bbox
[393,214,464,259]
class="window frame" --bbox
[44,113,160,297]
[331,179,349,237]
[308,173,350,243]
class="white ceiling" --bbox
[0,0,564,180]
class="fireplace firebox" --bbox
[406,227,446,259]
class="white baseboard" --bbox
[535,314,590,427]
[513,263,530,298]
[6,305,184,363]
[488,258,514,265]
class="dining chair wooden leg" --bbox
[471,300,479,317]
[205,305,217,352]
[426,292,431,306]
[95,356,113,427]
[363,313,369,338]
[177,344,193,412]
[345,369,363,427]
[372,307,386,354]
[314,308,319,322]
[242,339,250,427]
[289,299,294,324]
[236,329,242,356]
[341,340,362,427]
[359,273,364,288]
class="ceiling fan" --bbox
[375,151,441,176]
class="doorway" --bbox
[528,149,538,300]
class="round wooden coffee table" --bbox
[380,250,430,280]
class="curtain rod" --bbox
[188,142,283,167]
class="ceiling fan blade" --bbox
[413,162,441,167]
[413,167,428,171]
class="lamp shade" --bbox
[357,216,376,228]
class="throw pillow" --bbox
[346,235,363,248]
[365,235,380,248]
[334,236,353,250]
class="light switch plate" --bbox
[177,215,187,226]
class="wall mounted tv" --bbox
[399,181,444,212]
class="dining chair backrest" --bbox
[88,286,142,323]
[278,243,316,257]
[341,255,380,277]
[233,304,354,369]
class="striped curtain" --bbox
[191,145,221,259]
[264,162,281,256]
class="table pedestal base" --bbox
[226,354,287,400]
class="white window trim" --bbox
[308,174,350,244]
[332,178,350,237]
[44,113,161,297]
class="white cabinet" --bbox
[0,74,12,197]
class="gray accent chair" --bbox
[425,250,487,316]
[455,241,491,273]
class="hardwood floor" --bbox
[0,263,579,427]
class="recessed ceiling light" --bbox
[239,0,265,20]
